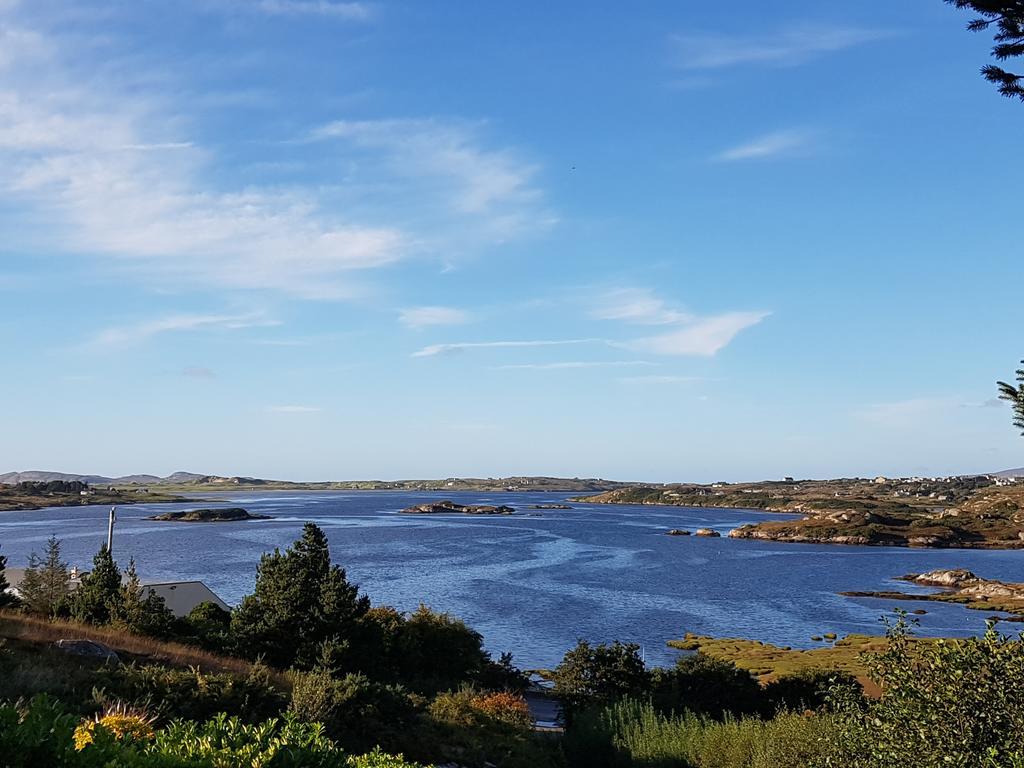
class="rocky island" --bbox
[578,478,1024,549]
[841,569,1024,620]
[148,507,270,522]
[400,500,516,515]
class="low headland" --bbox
[579,476,1024,549]
[0,480,188,512]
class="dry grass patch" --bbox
[0,611,289,688]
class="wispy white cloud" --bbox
[413,339,604,358]
[619,375,703,385]
[714,129,812,162]
[591,288,691,325]
[0,13,548,299]
[252,1,371,20]
[672,24,894,70]
[309,119,555,243]
[88,312,278,347]
[592,289,769,356]
[496,361,657,371]
[268,404,322,413]
[628,311,770,356]
[399,306,471,329]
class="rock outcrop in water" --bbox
[400,500,516,515]
[149,508,270,522]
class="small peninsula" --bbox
[148,507,270,522]
[841,569,1024,620]
[400,500,516,515]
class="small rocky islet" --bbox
[148,507,270,522]
[400,500,517,515]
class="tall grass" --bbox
[565,699,832,768]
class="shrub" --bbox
[289,668,416,754]
[762,668,859,714]
[94,663,287,724]
[823,617,1024,767]
[651,653,763,719]
[553,640,649,719]
[471,691,533,731]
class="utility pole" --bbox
[107,506,117,554]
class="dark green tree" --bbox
[231,523,370,669]
[111,558,175,637]
[17,535,69,617]
[68,545,122,625]
[946,1,1024,100]
[396,604,489,695]
[0,548,14,609]
[998,360,1024,434]
[552,640,650,719]
[650,653,763,719]
[183,601,233,652]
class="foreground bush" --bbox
[0,695,425,768]
[822,618,1024,768]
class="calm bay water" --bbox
[3,490,1023,668]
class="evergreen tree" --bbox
[69,545,122,625]
[997,360,1024,435]
[231,523,370,669]
[0,548,14,609]
[17,535,69,617]
[111,558,174,637]
[946,1,1024,101]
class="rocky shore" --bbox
[840,569,1024,620]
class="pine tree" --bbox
[111,558,174,637]
[17,535,69,617]
[69,545,122,625]
[947,1,1024,101]
[997,360,1024,435]
[231,522,370,669]
[0,549,14,609]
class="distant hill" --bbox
[995,468,1024,478]
[0,470,202,485]
[0,470,633,492]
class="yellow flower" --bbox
[73,704,156,750]
[73,721,96,751]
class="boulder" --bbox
[694,528,720,537]
[53,639,119,664]
[666,529,690,536]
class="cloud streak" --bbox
[399,306,471,329]
[628,311,770,356]
[413,339,605,358]
[496,361,657,371]
[673,24,894,70]
[714,130,811,162]
[89,312,278,347]
[252,1,371,20]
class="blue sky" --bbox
[1,0,1020,482]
